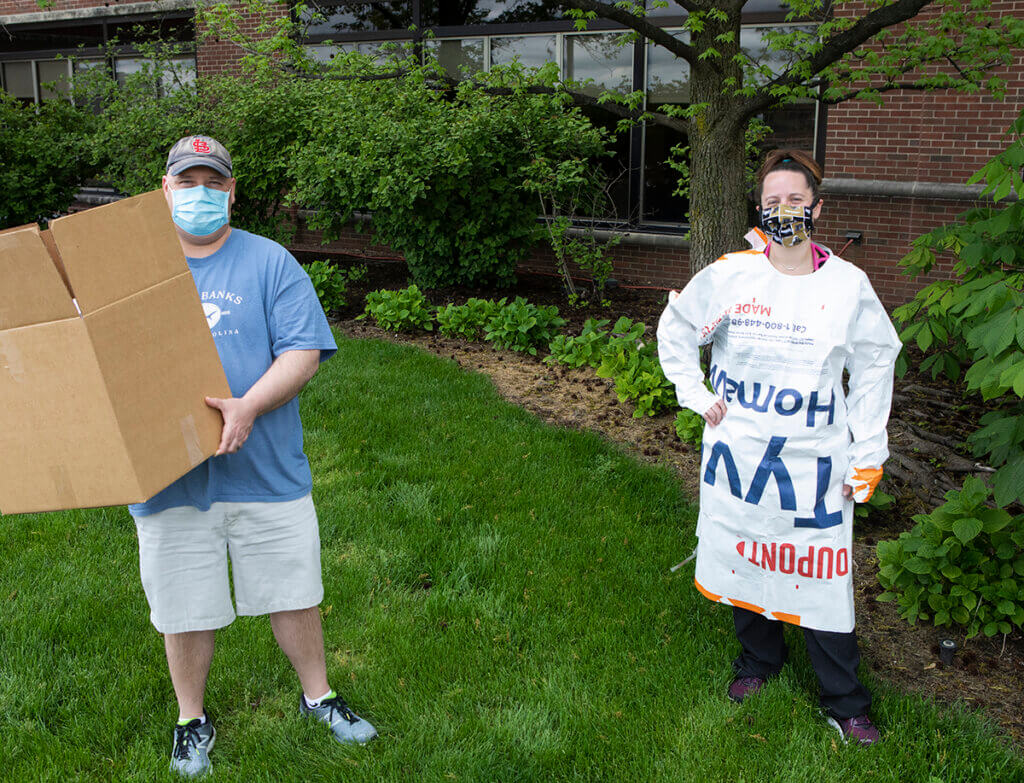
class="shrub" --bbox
[597,343,677,418]
[544,318,611,368]
[854,488,895,522]
[483,297,566,355]
[594,320,676,418]
[878,109,1024,639]
[76,30,613,270]
[344,263,369,283]
[302,260,348,313]
[893,108,1024,509]
[437,298,506,340]
[674,408,704,446]
[876,477,1024,639]
[0,92,96,229]
[288,60,613,289]
[362,285,434,332]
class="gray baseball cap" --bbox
[166,135,233,177]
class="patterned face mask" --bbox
[759,204,815,247]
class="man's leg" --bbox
[230,496,376,744]
[270,606,329,699]
[165,630,217,721]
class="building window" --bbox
[490,34,557,68]
[299,9,822,229]
[423,37,486,76]
[0,14,196,105]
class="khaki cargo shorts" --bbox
[133,494,323,634]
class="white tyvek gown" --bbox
[657,243,901,632]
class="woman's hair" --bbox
[753,149,823,204]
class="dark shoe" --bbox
[827,714,881,746]
[170,713,215,777]
[727,676,765,703]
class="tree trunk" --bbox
[687,117,749,274]
[686,7,751,275]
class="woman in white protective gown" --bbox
[657,149,901,745]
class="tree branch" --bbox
[561,0,697,63]
[741,0,937,117]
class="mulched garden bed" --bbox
[322,255,1024,750]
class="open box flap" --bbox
[0,226,78,330]
[48,190,189,314]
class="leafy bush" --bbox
[893,108,1024,508]
[437,298,506,340]
[605,317,648,353]
[674,408,705,446]
[344,263,369,284]
[74,29,612,277]
[544,318,611,368]
[878,110,1024,639]
[0,92,96,228]
[287,58,612,289]
[302,260,348,313]
[854,488,895,522]
[362,285,434,332]
[876,477,1024,638]
[596,336,677,418]
[483,297,566,355]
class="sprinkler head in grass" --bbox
[939,638,957,665]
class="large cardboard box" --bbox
[0,190,231,514]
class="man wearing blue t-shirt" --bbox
[130,135,376,777]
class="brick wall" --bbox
[0,0,110,13]
[194,1,288,75]
[827,1,1024,181]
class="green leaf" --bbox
[951,606,970,625]
[916,323,933,353]
[992,455,1024,507]
[978,507,1012,533]
[997,599,1017,616]
[902,557,931,574]
[952,517,983,544]
[940,564,962,579]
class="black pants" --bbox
[732,606,871,719]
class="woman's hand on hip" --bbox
[703,399,727,427]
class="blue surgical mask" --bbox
[171,185,231,237]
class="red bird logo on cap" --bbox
[192,139,211,154]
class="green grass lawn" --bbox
[1,334,1021,782]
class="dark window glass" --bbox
[490,34,556,67]
[422,0,566,27]
[107,17,194,45]
[301,1,413,35]
[642,115,686,224]
[423,38,484,77]
[642,33,688,223]
[1,24,105,52]
[576,107,631,223]
[564,33,633,97]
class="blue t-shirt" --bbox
[129,229,337,516]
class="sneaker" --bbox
[300,692,378,745]
[727,676,765,703]
[170,713,215,778]
[827,714,881,746]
